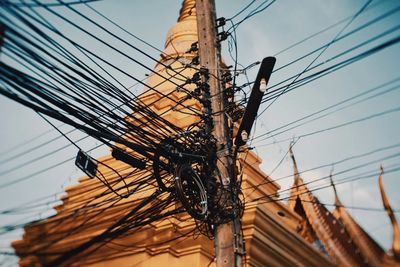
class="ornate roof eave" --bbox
[288,148,366,267]
[378,166,400,261]
[330,174,385,267]
[331,166,400,266]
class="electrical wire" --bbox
[259,0,373,113]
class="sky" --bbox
[0,0,399,265]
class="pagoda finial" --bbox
[378,165,400,258]
[178,0,196,22]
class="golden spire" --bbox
[178,0,196,22]
[145,0,198,93]
[160,0,198,61]
[378,165,400,258]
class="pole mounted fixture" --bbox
[75,150,98,178]
[235,57,276,147]
[112,148,146,170]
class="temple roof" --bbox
[378,166,400,260]
[289,147,400,267]
[330,174,385,267]
[288,147,365,266]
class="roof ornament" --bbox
[378,165,400,258]
[289,142,301,186]
[329,167,342,208]
[288,143,303,211]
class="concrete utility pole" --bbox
[195,0,243,266]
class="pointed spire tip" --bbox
[378,166,400,257]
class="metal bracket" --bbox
[233,218,245,255]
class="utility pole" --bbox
[195,0,243,266]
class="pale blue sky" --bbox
[1,0,399,265]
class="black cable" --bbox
[247,152,400,202]
[1,2,203,130]
[243,142,400,192]
[7,0,102,7]
[259,30,400,107]
[273,0,395,56]
[46,191,174,265]
[249,196,400,213]
[259,0,373,113]
[253,77,400,140]
[0,123,62,158]
[227,0,276,34]
[272,5,400,75]
[256,105,400,148]
[20,0,202,103]
[83,2,166,56]
[228,0,256,21]
[253,165,400,209]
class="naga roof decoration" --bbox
[289,146,400,267]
